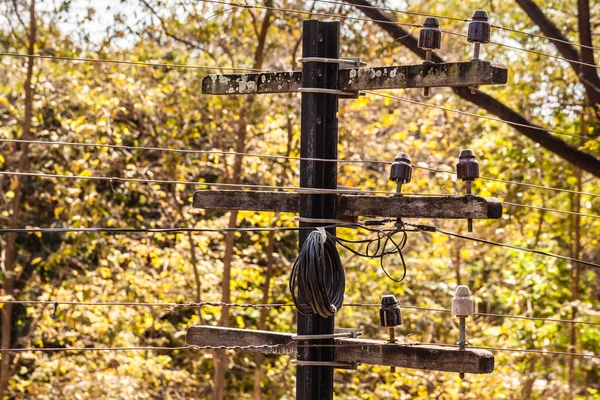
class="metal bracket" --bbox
[291,360,359,370]
[298,87,360,98]
[298,57,367,68]
[291,332,361,341]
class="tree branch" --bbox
[344,0,600,178]
[515,0,600,109]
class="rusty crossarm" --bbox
[201,60,507,95]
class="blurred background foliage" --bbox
[0,0,599,398]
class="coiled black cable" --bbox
[289,229,345,318]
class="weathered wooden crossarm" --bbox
[192,190,503,219]
[186,326,494,374]
[202,60,507,95]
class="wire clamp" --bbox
[291,332,361,341]
[297,57,367,67]
[298,87,360,98]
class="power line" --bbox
[3,138,600,199]
[0,170,443,197]
[503,202,600,220]
[1,170,597,220]
[365,91,600,144]
[441,30,600,71]
[414,224,600,269]
[199,0,600,71]
[9,300,599,326]
[428,343,600,359]
[2,342,598,359]
[315,0,468,22]
[0,138,388,165]
[0,52,264,72]
[199,0,421,29]
[1,300,290,309]
[491,25,600,54]
[313,0,600,53]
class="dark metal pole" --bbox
[296,19,340,400]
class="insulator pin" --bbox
[389,152,412,185]
[379,295,403,327]
[467,11,491,45]
[451,285,474,318]
[418,18,442,51]
[456,149,480,182]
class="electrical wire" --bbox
[1,174,597,224]
[331,225,410,282]
[199,0,600,71]
[503,202,600,220]
[311,0,600,54]
[289,229,345,317]
[314,0,469,22]
[0,225,350,234]
[199,0,421,29]
[2,342,598,359]
[441,30,600,71]
[1,169,598,222]
[0,170,443,197]
[365,91,600,144]
[3,138,600,199]
[3,300,599,326]
[0,52,264,72]
[405,222,600,270]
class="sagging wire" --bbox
[3,299,600,327]
[2,343,598,359]
[0,52,264,72]
[3,138,600,200]
[403,222,600,270]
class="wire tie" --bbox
[316,227,327,243]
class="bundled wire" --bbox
[333,223,410,283]
[289,229,345,318]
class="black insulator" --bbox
[380,295,403,327]
[456,149,480,181]
[389,152,412,184]
[418,18,442,50]
[467,10,490,44]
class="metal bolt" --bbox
[417,18,441,97]
[456,149,479,232]
[380,295,402,373]
[452,286,474,379]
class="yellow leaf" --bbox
[79,170,93,177]
[31,257,42,265]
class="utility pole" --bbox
[190,15,507,399]
[296,20,340,400]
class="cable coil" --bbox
[289,229,345,318]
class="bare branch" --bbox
[344,0,600,178]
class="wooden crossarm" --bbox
[186,326,494,374]
[192,190,503,219]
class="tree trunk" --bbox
[567,121,584,400]
[0,1,36,397]
[253,229,276,400]
[213,4,274,398]
[343,0,600,178]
